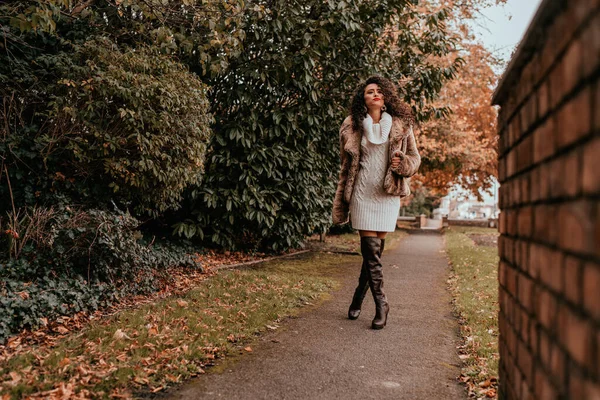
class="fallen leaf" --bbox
[244,347,252,352]
[113,329,131,340]
[176,299,189,307]
[8,371,21,385]
[56,326,69,334]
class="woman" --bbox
[332,76,420,330]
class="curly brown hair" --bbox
[350,76,414,132]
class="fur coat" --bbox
[331,115,421,225]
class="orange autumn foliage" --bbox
[413,0,505,199]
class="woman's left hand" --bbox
[391,151,404,168]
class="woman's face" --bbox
[364,83,384,110]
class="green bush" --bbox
[1,34,212,216]
[0,207,199,342]
[49,39,213,215]
[173,0,461,251]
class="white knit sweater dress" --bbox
[349,113,400,232]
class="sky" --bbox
[471,0,544,64]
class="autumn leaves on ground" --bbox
[0,229,501,399]
[0,235,357,399]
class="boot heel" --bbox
[371,303,389,329]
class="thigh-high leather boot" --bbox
[348,238,385,320]
[363,237,389,329]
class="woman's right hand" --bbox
[391,151,404,169]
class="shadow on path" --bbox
[163,230,464,399]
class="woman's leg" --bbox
[349,231,389,327]
[359,231,389,329]
[348,230,378,319]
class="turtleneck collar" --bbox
[362,112,392,144]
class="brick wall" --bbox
[492,0,600,398]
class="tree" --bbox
[172,0,464,250]
[411,0,504,200]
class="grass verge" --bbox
[0,251,355,399]
[445,226,499,398]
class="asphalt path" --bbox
[164,230,464,399]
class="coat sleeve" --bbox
[390,125,421,178]
[331,122,351,225]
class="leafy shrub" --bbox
[0,207,200,342]
[173,0,461,251]
[1,34,212,216]
[49,39,214,215]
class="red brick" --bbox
[558,200,596,256]
[593,81,600,132]
[519,241,530,273]
[549,63,564,111]
[561,36,583,97]
[521,175,531,204]
[563,255,582,307]
[539,329,553,368]
[509,114,521,149]
[570,373,600,400]
[521,311,531,345]
[507,320,517,357]
[530,323,539,358]
[499,157,507,183]
[511,178,521,207]
[582,136,600,195]
[514,372,523,400]
[499,261,508,287]
[530,167,542,202]
[558,305,594,370]
[507,209,517,237]
[597,329,600,379]
[533,117,555,164]
[554,7,579,55]
[517,135,534,173]
[517,339,533,381]
[503,237,514,264]
[533,204,559,246]
[596,202,600,260]
[521,380,532,400]
[518,206,533,238]
[539,248,563,294]
[582,262,600,321]
[534,367,559,400]
[581,12,600,79]
[507,149,517,179]
[550,346,566,392]
[537,288,558,331]
[538,81,550,118]
[549,150,580,198]
[529,243,553,280]
[555,86,592,150]
[506,264,517,296]
[520,95,537,135]
[538,163,551,200]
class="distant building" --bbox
[432,180,499,220]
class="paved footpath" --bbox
[165,230,464,399]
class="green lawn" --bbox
[0,252,350,399]
[0,230,407,399]
[445,226,499,396]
